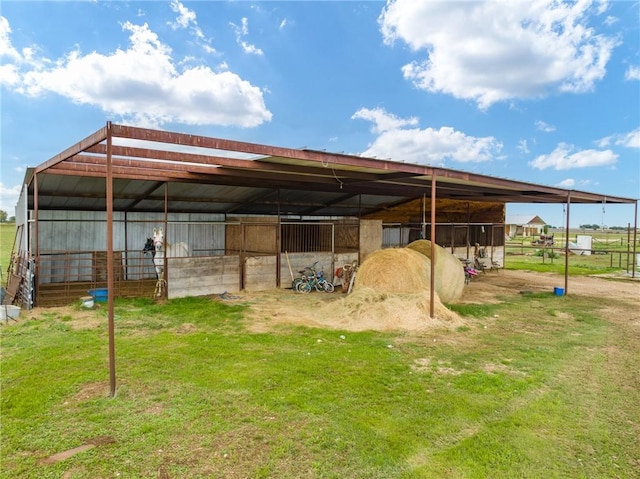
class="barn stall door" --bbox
[240,222,279,292]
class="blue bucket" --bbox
[553,287,564,296]
[88,288,108,302]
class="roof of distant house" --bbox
[505,215,547,226]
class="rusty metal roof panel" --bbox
[24,123,636,217]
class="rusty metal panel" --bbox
[26,123,636,227]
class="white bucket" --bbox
[81,296,95,308]
[0,305,21,321]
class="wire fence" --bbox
[505,234,640,273]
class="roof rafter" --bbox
[26,122,636,218]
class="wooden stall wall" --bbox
[364,199,505,225]
[334,220,359,253]
[226,217,278,255]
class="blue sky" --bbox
[1,0,638,228]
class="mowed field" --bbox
[1,266,639,478]
[0,223,15,275]
[506,229,639,275]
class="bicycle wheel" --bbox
[292,278,303,290]
[297,281,312,294]
[322,281,335,293]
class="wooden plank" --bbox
[4,274,21,304]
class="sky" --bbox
[1,0,639,228]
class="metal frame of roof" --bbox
[26,122,637,217]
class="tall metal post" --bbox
[429,174,437,318]
[563,191,571,296]
[422,193,426,239]
[33,174,39,305]
[162,183,169,298]
[276,189,282,288]
[106,121,116,397]
[633,201,638,279]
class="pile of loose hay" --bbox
[318,287,462,331]
[406,239,465,303]
[315,247,462,331]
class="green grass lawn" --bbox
[0,223,16,276]
[2,292,639,478]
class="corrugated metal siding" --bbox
[35,211,229,283]
[36,211,227,253]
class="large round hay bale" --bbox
[354,247,432,294]
[351,247,457,322]
[406,240,465,303]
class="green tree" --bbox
[0,210,7,223]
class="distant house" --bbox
[505,215,547,238]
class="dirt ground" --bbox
[235,269,640,333]
[14,270,639,334]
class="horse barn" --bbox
[8,122,639,310]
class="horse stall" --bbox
[379,199,506,268]
[30,211,232,305]
[20,202,506,307]
[22,209,365,305]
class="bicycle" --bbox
[293,262,334,293]
[464,265,478,284]
[292,262,316,291]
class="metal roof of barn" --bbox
[25,122,637,217]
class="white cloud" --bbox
[0,18,271,128]
[625,66,640,81]
[379,0,618,109]
[231,17,263,55]
[168,1,213,52]
[0,17,44,88]
[556,178,593,188]
[517,139,530,154]
[597,129,640,149]
[351,107,418,134]
[535,120,556,132]
[169,0,196,30]
[353,107,502,164]
[0,182,22,216]
[530,143,618,170]
[557,178,575,187]
[0,17,20,62]
[620,129,640,148]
